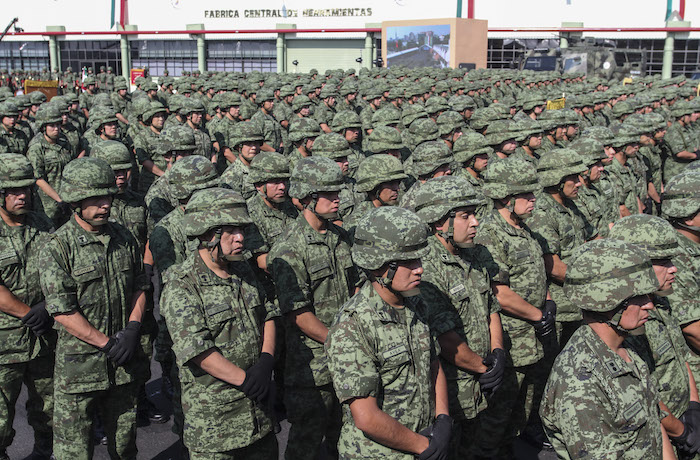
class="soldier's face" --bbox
[102,122,118,139]
[639,133,654,146]
[263,101,274,111]
[513,192,536,217]
[335,156,349,175]
[80,195,112,225]
[588,161,604,182]
[376,180,401,205]
[652,259,676,294]
[314,191,340,215]
[217,225,245,257]
[473,154,489,172]
[151,113,166,130]
[617,295,654,331]
[240,141,262,162]
[604,145,616,160]
[450,207,479,245]
[500,139,517,154]
[262,179,288,203]
[299,107,310,117]
[2,115,16,128]
[527,133,542,149]
[228,106,240,118]
[344,128,360,143]
[566,125,578,137]
[560,173,582,199]
[189,112,203,127]
[386,259,423,293]
[654,128,666,140]
[3,187,31,215]
[624,143,639,157]
[44,122,61,140]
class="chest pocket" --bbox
[507,248,534,276]
[72,262,102,283]
[205,303,236,325]
[0,248,20,269]
[308,258,333,292]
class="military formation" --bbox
[0,64,699,460]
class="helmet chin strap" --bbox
[74,204,110,227]
[204,228,245,263]
[674,221,700,234]
[438,211,473,249]
[376,261,420,298]
[307,193,338,221]
[590,306,645,336]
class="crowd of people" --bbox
[0,64,698,460]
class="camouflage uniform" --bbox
[663,102,698,182]
[133,102,168,193]
[540,240,664,459]
[269,157,359,460]
[251,90,283,152]
[399,141,454,212]
[40,158,149,460]
[0,154,55,459]
[0,101,29,155]
[219,121,265,200]
[325,206,441,460]
[160,188,279,459]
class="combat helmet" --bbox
[408,117,439,146]
[183,187,251,239]
[311,133,352,160]
[564,239,658,319]
[410,141,454,178]
[142,101,167,124]
[249,151,290,186]
[29,92,47,106]
[371,106,402,128]
[355,154,407,196]
[168,155,219,201]
[483,156,540,200]
[180,97,206,116]
[331,111,362,133]
[90,141,133,172]
[34,104,63,130]
[569,137,608,169]
[436,111,464,137]
[292,95,313,112]
[367,126,404,154]
[288,118,321,143]
[536,148,586,188]
[414,175,484,248]
[289,156,343,220]
[662,171,700,220]
[161,125,197,152]
[0,153,35,214]
[352,206,430,278]
[60,157,118,213]
[453,132,493,166]
[609,214,681,262]
[0,101,19,118]
[229,121,264,150]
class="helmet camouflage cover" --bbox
[0,153,35,189]
[60,157,118,203]
[289,156,344,199]
[183,187,251,237]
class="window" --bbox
[0,41,49,71]
[60,40,121,74]
[206,40,276,72]
[130,40,198,77]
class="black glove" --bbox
[144,263,155,286]
[57,201,71,214]
[240,352,275,403]
[417,414,453,460]
[479,348,506,394]
[671,413,700,455]
[98,337,117,355]
[107,321,142,366]
[686,401,700,431]
[21,302,53,337]
[533,300,556,339]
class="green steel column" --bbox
[663,20,691,80]
[276,34,285,73]
[121,25,137,87]
[364,23,380,69]
[187,24,206,73]
[46,26,65,71]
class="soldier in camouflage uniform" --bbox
[0,154,56,460]
[215,92,243,168]
[472,157,556,456]
[359,87,383,138]
[663,101,699,183]
[251,89,283,153]
[14,95,37,141]
[528,148,597,347]
[452,132,492,188]
[27,104,74,228]
[160,187,279,460]
[540,239,671,459]
[436,110,464,150]
[315,86,338,134]
[412,175,504,458]
[610,214,700,457]
[326,206,452,460]
[220,121,264,201]
[40,157,150,460]
[0,101,29,155]
[134,101,168,194]
[608,125,644,216]
[78,77,98,118]
[269,156,360,460]
[287,118,320,170]
[366,125,408,162]
[343,154,407,232]
[310,132,360,221]
[399,140,453,211]
[662,172,700,389]
[331,110,364,179]
[181,97,213,161]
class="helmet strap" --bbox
[376,261,420,298]
[307,193,338,221]
[203,228,245,263]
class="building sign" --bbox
[203,8,373,19]
[130,68,145,85]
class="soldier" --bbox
[104,67,115,93]
[287,118,320,170]
[472,157,556,455]
[528,148,597,347]
[13,95,36,140]
[215,92,243,167]
[0,154,56,460]
[326,206,452,460]
[540,239,673,459]
[160,187,279,460]
[399,141,453,211]
[661,172,700,386]
[291,95,314,119]
[269,156,360,460]
[436,110,464,150]
[26,104,74,227]
[27,92,47,134]
[50,97,86,159]
[96,66,107,93]
[134,102,168,193]
[315,86,338,134]
[366,125,407,161]
[181,98,213,161]
[331,111,364,179]
[40,157,150,460]
[110,78,131,127]
[79,77,98,118]
[610,215,700,457]
[359,87,383,138]
[413,175,505,458]
[0,101,29,155]
[662,101,698,183]
[310,132,360,221]
[220,121,264,200]
[608,125,644,216]
[452,132,492,188]
[251,89,283,153]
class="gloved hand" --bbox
[671,413,700,455]
[479,348,506,394]
[686,401,700,429]
[533,300,556,339]
[417,414,453,460]
[57,201,71,214]
[144,263,155,286]
[98,337,117,355]
[107,321,142,366]
[21,302,53,337]
[240,352,275,403]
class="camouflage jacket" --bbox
[474,209,547,367]
[110,190,148,254]
[133,127,164,193]
[527,193,594,322]
[269,216,358,387]
[540,325,663,459]
[626,297,692,419]
[420,235,500,420]
[187,124,213,161]
[40,217,149,393]
[144,172,177,235]
[246,194,298,250]
[251,110,283,152]
[0,212,55,364]
[326,281,436,459]
[0,125,29,155]
[160,252,278,452]
[314,102,336,128]
[150,206,189,283]
[26,135,74,223]
[577,182,613,239]
[220,159,257,200]
[667,233,700,329]
[663,122,697,182]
